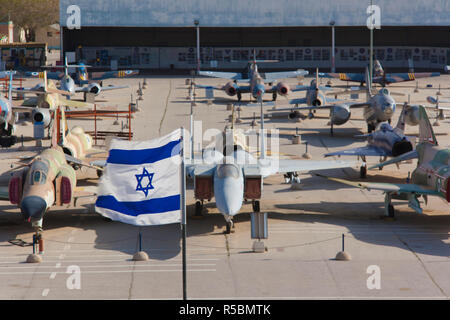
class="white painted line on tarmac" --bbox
[0,269,217,275]
[49,272,57,279]
[0,263,216,270]
[41,288,50,297]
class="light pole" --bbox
[194,20,200,74]
[369,0,374,86]
[330,20,336,72]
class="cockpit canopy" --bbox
[217,164,240,179]
[29,160,49,185]
[377,122,393,132]
[379,88,390,95]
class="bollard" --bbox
[335,234,351,261]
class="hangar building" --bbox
[59,0,450,71]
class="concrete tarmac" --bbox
[0,73,448,299]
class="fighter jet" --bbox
[195,54,308,102]
[0,72,17,143]
[324,103,414,178]
[321,60,440,87]
[426,96,450,121]
[317,105,449,218]
[14,71,94,131]
[273,68,402,134]
[186,111,357,233]
[24,57,138,97]
[0,109,100,249]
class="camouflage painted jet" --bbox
[196,55,308,102]
[0,108,100,249]
[317,105,450,218]
[24,58,138,96]
[324,103,414,178]
[320,60,440,87]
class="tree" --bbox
[0,0,59,42]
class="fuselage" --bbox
[364,89,396,125]
[369,123,412,157]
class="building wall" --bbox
[60,0,450,27]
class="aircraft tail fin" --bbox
[43,70,48,92]
[395,103,408,132]
[8,71,12,105]
[374,59,384,77]
[418,105,438,145]
[315,68,319,90]
[51,107,59,148]
[364,66,372,99]
[64,56,68,77]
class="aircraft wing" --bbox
[276,102,369,112]
[325,146,390,157]
[291,85,310,92]
[289,98,307,105]
[23,71,64,80]
[198,71,244,80]
[382,72,440,84]
[244,159,357,176]
[89,70,139,81]
[75,85,129,93]
[65,154,104,171]
[263,70,308,82]
[59,98,94,109]
[320,72,365,82]
[368,150,419,170]
[276,159,358,173]
[315,174,440,196]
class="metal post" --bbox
[342,233,345,252]
[260,101,265,159]
[330,21,336,72]
[195,20,200,74]
[138,229,142,252]
[369,0,374,86]
[180,128,187,300]
[94,104,97,145]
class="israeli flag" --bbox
[95,130,182,226]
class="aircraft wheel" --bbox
[388,204,395,218]
[252,200,260,213]
[360,165,367,179]
[272,92,277,101]
[97,169,103,178]
[225,221,232,234]
[237,92,242,102]
[368,124,375,133]
[195,201,203,216]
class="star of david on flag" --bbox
[135,167,155,197]
[95,129,182,226]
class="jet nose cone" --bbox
[21,196,47,222]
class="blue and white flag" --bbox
[95,130,182,226]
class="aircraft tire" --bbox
[360,166,367,179]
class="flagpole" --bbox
[180,127,187,300]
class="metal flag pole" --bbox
[180,127,187,300]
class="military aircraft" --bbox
[0,108,100,249]
[324,103,414,178]
[196,55,308,102]
[317,105,449,218]
[321,60,440,87]
[24,57,138,97]
[272,68,403,134]
[426,96,450,121]
[0,72,17,141]
[186,109,357,233]
[13,71,94,131]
